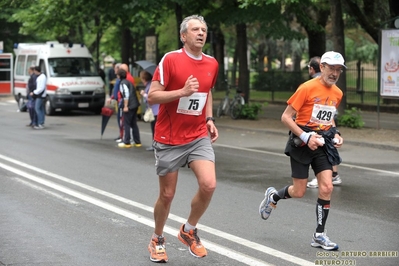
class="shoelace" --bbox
[157,236,165,246]
[318,233,332,244]
[191,229,201,245]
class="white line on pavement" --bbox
[0,154,313,266]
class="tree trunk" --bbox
[390,0,399,18]
[232,42,238,87]
[292,50,301,71]
[213,26,226,91]
[307,30,326,58]
[296,5,329,59]
[121,28,131,65]
[330,0,347,113]
[236,23,249,103]
[175,4,183,49]
[95,15,100,69]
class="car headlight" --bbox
[56,88,71,95]
[93,87,105,94]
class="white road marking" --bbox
[14,177,80,205]
[0,154,313,266]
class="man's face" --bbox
[320,63,343,87]
[181,19,207,50]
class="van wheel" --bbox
[18,96,27,112]
[45,97,55,116]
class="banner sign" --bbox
[380,29,399,97]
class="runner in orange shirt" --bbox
[259,51,345,251]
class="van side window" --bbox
[26,55,37,75]
[15,55,26,76]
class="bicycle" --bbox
[216,81,245,120]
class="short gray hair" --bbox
[180,15,207,43]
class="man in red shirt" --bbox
[147,15,218,263]
[120,63,135,86]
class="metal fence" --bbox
[250,68,399,109]
[345,67,379,105]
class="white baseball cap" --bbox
[320,51,347,68]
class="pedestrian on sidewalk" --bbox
[106,63,123,142]
[117,68,141,148]
[30,66,47,129]
[307,56,342,188]
[259,51,345,251]
[26,66,38,127]
[146,14,219,263]
[139,70,159,151]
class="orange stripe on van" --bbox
[0,82,12,94]
[14,82,58,92]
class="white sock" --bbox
[184,222,195,232]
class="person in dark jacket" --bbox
[108,62,117,96]
[26,66,38,127]
[117,68,141,148]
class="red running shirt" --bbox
[152,48,218,145]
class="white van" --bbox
[13,41,105,115]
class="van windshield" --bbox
[48,57,98,77]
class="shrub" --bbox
[239,102,264,120]
[337,107,365,128]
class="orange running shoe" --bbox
[148,236,168,263]
[177,224,207,258]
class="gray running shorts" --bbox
[153,137,215,176]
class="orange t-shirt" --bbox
[287,78,343,131]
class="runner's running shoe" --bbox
[307,178,319,188]
[332,175,342,185]
[148,236,168,263]
[307,175,342,188]
[259,187,277,220]
[311,231,339,250]
[177,224,207,258]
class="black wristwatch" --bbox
[206,117,215,123]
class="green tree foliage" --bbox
[343,0,395,43]
[1,0,398,109]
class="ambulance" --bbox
[13,41,105,115]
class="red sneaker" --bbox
[148,236,168,263]
[177,224,207,258]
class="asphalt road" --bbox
[0,98,398,266]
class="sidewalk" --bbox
[215,103,399,151]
